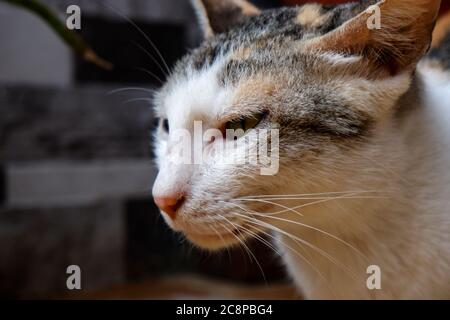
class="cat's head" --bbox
[152,0,441,250]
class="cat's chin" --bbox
[184,230,243,251]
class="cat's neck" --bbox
[288,68,450,239]
[277,69,450,299]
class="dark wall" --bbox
[0,0,286,298]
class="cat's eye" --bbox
[161,118,169,133]
[225,112,265,134]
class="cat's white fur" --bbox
[162,59,233,129]
[276,65,450,299]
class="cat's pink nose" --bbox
[154,194,185,220]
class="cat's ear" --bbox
[191,0,261,38]
[304,0,441,77]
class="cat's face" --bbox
[152,0,440,250]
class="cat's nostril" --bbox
[154,195,185,220]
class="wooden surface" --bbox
[59,275,301,300]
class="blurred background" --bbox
[1,0,449,299]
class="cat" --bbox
[152,0,450,299]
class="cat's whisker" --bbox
[265,192,370,216]
[245,209,369,263]
[103,2,171,76]
[235,190,389,200]
[232,195,389,213]
[226,204,359,280]
[208,196,387,208]
[133,66,164,85]
[198,195,369,262]
[211,202,358,279]
[133,37,170,77]
[236,226,282,257]
[122,97,153,105]
[209,190,387,203]
[219,215,268,284]
[132,41,169,79]
[207,221,233,263]
[241,219,338,297]
[226,199,369,262]
[231,198,304,217]
[235,225,283,259]
[106,87,156,95]
[220,195,343,218]
[242,212,358,281]
[234,195,390,202]
[237,222,338,297]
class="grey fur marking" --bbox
[162,1,382,139]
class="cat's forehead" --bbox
[186,5,350,71]
[155,2,374,120]
[165,2,370,82]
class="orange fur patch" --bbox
[234,0,260,16]
[432,11,450,48]
[192,0,261,38]
[302,0,441,76]
[230,78,277,118]
[296,4,330,28]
